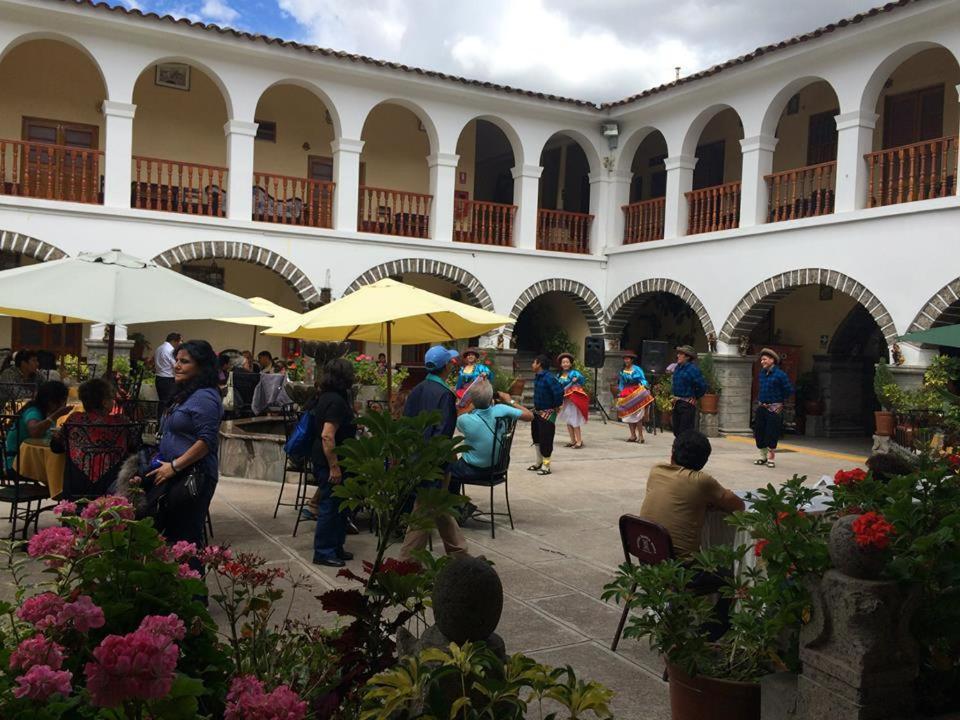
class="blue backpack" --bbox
[284,410,316,458]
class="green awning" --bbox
[900,324,960,349]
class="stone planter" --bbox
[667,663,761,720]
[828,514,885,580]
[355,384,386,411]
[139,383,158,402]
[700,393,719,414]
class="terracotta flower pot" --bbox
[660,409,672,429]
[874,410,895,437]
[700,393,719,414]
[667,663,761,720]
[508,378,525,397]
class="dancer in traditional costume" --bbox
[556,352,588,449]
[454,347,493,411]
[671,345,706,436]
[753,348,794,469]
[616,351,653,443]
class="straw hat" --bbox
[676,345,698,360]
[622,349,639,359]
[759,347,781,364]
[462,347,481,360]
[556,352,576,365]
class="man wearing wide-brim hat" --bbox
[753,348,794,469]
[671,345,707,436]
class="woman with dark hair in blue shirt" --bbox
[147,339,223,550]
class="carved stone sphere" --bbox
[829,514,885,580]
[432,556,503,644]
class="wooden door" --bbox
[693,140,725,190]
[807,109,839,165]
[12,319,83,358]
[22,117,99,202]
[883,85,944,149]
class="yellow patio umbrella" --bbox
[214,297,304,354]
[264,279,512,401]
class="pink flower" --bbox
[225,675,308,720]
[138,614,186,641]
[84,628,180,707]
[57,595,106,633]
[13,665,72,700]
[199,545,233,565]
[17,593,66,631]
[171,541,198,561]
[26,526,76,565]
[9,636,66,672]
[178,563,201,580]
[80,495,135,520]
[53,500,78,516]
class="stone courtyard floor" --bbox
[208,422,868,720]
[0,421,868,718]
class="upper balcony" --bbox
[0,10,958,258]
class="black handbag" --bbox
[138,465,206,520]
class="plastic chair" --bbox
[610,515,675,651]
[457,415,517,539]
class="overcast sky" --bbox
[111,0,885,102]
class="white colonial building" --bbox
[0,0,958,435]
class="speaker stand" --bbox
[590,367,611,424]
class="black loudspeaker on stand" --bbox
[584,335,610,424]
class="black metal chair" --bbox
[273,403,311,519]
[458,415,517,539]
[231,370,261,418]
[0,413,51,539]
[55,419,142,500]
[0,382,37,416]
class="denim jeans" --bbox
[312,468,346,562]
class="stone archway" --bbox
[345,258,495,312]
[0,230,67,262]
[908,278,960,331]
[719,269,897,347]
[606,278,715,343]
[152,241,320,310]
[504,278,604,346]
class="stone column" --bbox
[101,100,136,209]
[511,164,543,250]
[739,134,778,227]
[834,111,878,213]
[663,155,696,239]
[331,138,364,232]
[795,517,919,720]
[223,119,259,221]
[84,323,133,374]
[714,353,755,435]
[428,152,459,241]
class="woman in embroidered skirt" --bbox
[454,347,493,412]
[616,351,653,443]
[556,353,589,449]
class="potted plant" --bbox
[873,360,897,436]
[699,353,721,414]
[603,477,831,720]
[654,373,674,428]
[796,371,822,417]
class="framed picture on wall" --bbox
[155,63,191,91]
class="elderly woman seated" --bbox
[52,378,137,499]
[450,379,532,493]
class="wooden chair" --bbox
[458,416,518,538]
[611,515,675,651]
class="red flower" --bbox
[774,511,790,525]
[947,454,960,471]
[834,468,867,486]
[377,558,420,577]
[851,511,896,551]
[754,538,770,557]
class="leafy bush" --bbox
[699,353,721,394]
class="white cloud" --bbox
[200,0,239,24]
[278,0,409,53]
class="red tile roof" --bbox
[57,0,927,111]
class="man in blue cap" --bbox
[399,345,468,560]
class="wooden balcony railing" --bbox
[132,156,227,217]
[536,209,592,253]
[453,199,516,246]
[253,173,334,228]
[865,136,957,208]
[622,198,665,244]
[765,161,836,222]
[685,181,741,235]
[358,185,431,239]
[0,139,103,204]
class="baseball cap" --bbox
[424,345,459,370]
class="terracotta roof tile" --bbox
[57,0,927,111]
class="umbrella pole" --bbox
[386,321,393,408]
[105,324,116,375]
[251,324,258,355]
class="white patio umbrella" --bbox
[0,249,270,372]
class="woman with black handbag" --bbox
[146,340,222,553]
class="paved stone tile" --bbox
[496,564,575,600]
[529,558,618,600]
[528,592,624,642]
[498,595,588,655]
